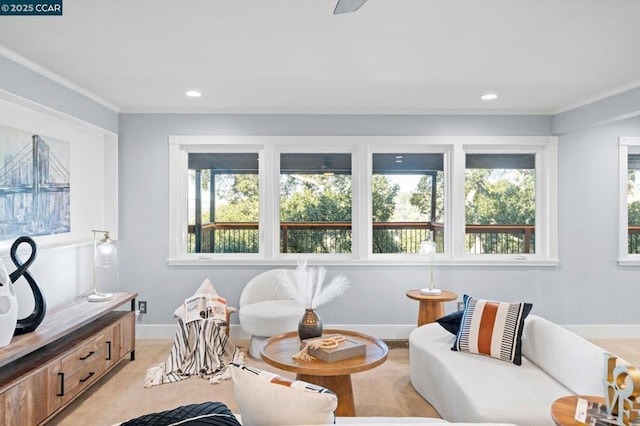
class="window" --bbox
[464,153,535,255]
[371,153,444,254]
[618,137,640,263]
[169,136,557,265]
[188,152,259,254]
[279,153,352,254]
[628,153,640,254]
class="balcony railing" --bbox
[465,224,535,254]
[629,226,640,254]
[187,222,538,254]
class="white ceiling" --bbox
[1,0,640,114]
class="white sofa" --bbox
[236,416,515,425]
[332,419,515,425]
[409,314,615,426]
[118,415,516,425]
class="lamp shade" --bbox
[419,239,435,255]
[96,238,117,267]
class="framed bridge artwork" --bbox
[0,124,70,242]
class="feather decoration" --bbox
[280,260,350,308]
[310,269,350,308]
[280,261,312,307]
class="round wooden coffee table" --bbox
[551,395,607,425]
[260,329,388,417]
[405,289,458,326]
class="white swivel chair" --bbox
[239,269,305,358]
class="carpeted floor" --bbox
[47,339,438,426]
[47,338,640,426]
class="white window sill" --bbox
[617,258,640,267]
[167,256,560,267]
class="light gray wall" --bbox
[2,52,638,331]
[0,55,119,133]
[553,86,640,135]
[117,113,640,329]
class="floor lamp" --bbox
[88,229,117,302]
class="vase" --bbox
[0,261,18,348]
[298,308,323,340]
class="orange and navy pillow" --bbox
[452,294,532,365]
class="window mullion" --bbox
[263,144,278,258]
[357,145,371,260]
[450,144,466,259]
[168,141,188,260]
[535,139,558,259]
[619,142,629,259]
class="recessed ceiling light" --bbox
[185,90,202,98]
[481,93,498,101]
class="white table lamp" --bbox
[419,232,441,295]
[88,230,116,302]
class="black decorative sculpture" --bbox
[9,236,46,335]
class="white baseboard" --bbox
[135,323,640,340]
[134,324,416,340]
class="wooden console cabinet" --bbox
[0,292,137,425]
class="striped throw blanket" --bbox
[144,318,242,387]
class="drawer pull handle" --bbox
[79,351,95,360]
[79,372,95,383]
[57,372,65,396]
[106,341,112,360]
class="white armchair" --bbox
[239,269,305,358]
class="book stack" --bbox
[305,334,366,363]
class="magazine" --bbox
[574,398,618,426]
[183,294,227,323]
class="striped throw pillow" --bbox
[452,294,532,365]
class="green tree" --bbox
[215,174,259,222]
[464,169,535,225]
[628,171,640,225]
[372,175,400,222]
[409,172,444,222]
[280,174,352,222]
[279,174,353,253]
[629,201,640,225]
[463,168,535,254]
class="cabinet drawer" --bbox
[58,329,114,404]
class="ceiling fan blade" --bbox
[334,0,369,15]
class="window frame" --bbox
[618,137,640,265]
[367,143,451,262]
[168,136,266,262]
[168,135,558,266]
[274,142,358,261]
[459,141,556,264]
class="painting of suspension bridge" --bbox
[0,125,70,241]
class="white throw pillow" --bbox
[230,363,337,426]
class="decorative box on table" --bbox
[304,334,366,363]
